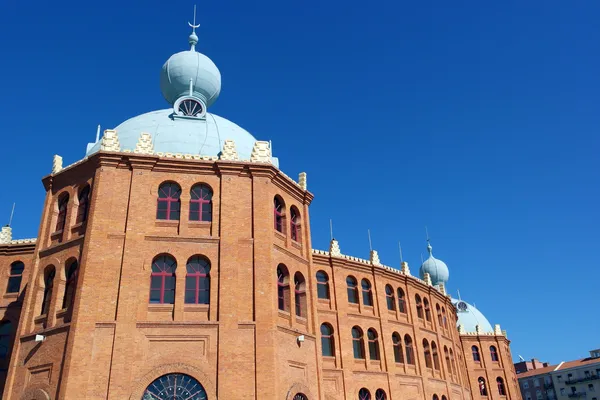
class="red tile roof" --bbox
[517,365,560,379]
[516,357,600,379]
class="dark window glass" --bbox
[352,327,364,359]
[274,197,284,232]
[415,295,423,318]
[490,346,499,361]
[190,184,213,222]
[479,377,488,396]
[149,255,177,304]
[294,273,306,317]
[41,268,56,315]
[55,194,69,242]
[76,185,91,223]
[290,207,300,242]
[361,279,373,306]
[347,276,359,304]
[376,389,387,400]
[277,265,290,312]
[472,345,481,362]
[62,261,79,309]
[184,256,211,304]
[397,288,406,313]
[321,324,334,357]
[316,271,330,299]
[405,335,415,365]
[392,333,404,363]
[359,388,371,400]
[6,261,24,293]
[385,285,395,310]
[156,182,181,221]
[0,321,12,359]
[367,329,380,360]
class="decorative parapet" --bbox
[298,172,307,190]
[370,250,381,266]
[475,324,482,334]
[0,226,11,244]
[134,132,154,155]
[52,155,63,174]
[100,130,121,152]
[401,261,411,276]
[424,272,432,286]
[458,324,464,334]
[438,283,446,295]
[329,239,341,257]
[494,324,502,335]
[250,141,271,163]
[220,139,239,161]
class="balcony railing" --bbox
[567,392,587,398]
[566,374,600,385]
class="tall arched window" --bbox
[0,321,12,359]
[444,346,452,376]
[361,279,373,306]
[385,285,395,310]
[76,185,91,223]
[142,373,207,399]
[156,182,181,220]
[433,395,439,400]
[432,341,441,371]
[352,326,365,359]
[274,196,285,233]
[347,276,359,304]
[7,261,24,293]
[376,389,387,400]
[442,396,448,400]
[442,307,448,329]
[367,328,380,360]
[294,272,307,317]
[423,339,432,368]
[185,256,210,304]
[290,206,300,242]
[55,193,69,236]
[392,332,404,363]
[277,264,290,312]
[397,288,406,313]
[320,323,335,357]
[149,255,177,304]
[436,304,443,325]
[423,298,431,321]
[479,377,488,396]
[415,295,423,319]
[497,377,506,395]
[490,345,499,362]
[359,388,371,400]
[316,271,330,299]
[450,348,457,376]
[189,184,213,222]
[405,334,415,365]
[41,267,56,315]
[62,260,79,309]
[472,345,481,362]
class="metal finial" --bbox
[329,219,334,240]
[95,125,101,142]
[457,289,462,301]
[188,5,200,51]
[398,241,404,264]
[367,229,373,252]
[8,203,15,227]
[425,226,433,255]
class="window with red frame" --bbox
[361,279,373,306]
[55,193,69,233]
[6,261,24,293]
[76,185,90,223]
[62,261,79,309]
[0,321,12,359]
[346,276,359,304]
[415,294,423,318]
[367,328,380,360]
[479,377,488,396]
[41,267,55,315]
[397,288,406,313]
[189,184,212,222]
[423,339,432,368]
[352,326,365,359]
[497,377,506,395]
[375,389,387,400]
[156,182,181,220]
[320,323,335,357]
[185,256,210,304]
[432,341,441,370]
[277,264,290,312]
[290,206,300,242]
[423,298,431,321]
[385,285,395,310]
[274,196,284,233]
[405,334,415,365]
[316,271,330,299]
[472,345,481,362]
[294,272,307,317]
[490,345,499,362]
[359,388,371,400]
[392,332,404,363]
[149,255,177,304]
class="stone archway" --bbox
[129,363,216,400]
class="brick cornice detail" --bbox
[143,235,220,244]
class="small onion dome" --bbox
[419,243,449,286]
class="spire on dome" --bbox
[419,227,449,286]
[188,5,200,51]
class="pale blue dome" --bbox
[452,299,494,333]
[419,244,449,286]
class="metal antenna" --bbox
[398,241,404,264]
[329,219,333,240]
[95,125,101,142]
[8,203,15,226]
[367,229,373,252]
[425,225,430,244]
[420,253,424,265]
[457,289,462,301]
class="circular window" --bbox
[178,98,204,117]
[142,373,207,400]
[456,301,468,312]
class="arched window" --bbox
[41,267,56,315]
[436,304,443,325]
[351,326,365,359]
[385,285,395,310]
[376,389,387,400]
[62,260,79,309]
[76,185,91,223]
[490,345,499,362]
[405,334,415,365]
[320,323,335,357]
[149,255,176,304]
[423,297,431,321]
[442,307,448,329]
[361,279,373,306]
[442,396,448,400]
[7,261,24,293]
[274,196,285,233]
[189,184,212,222]
[497,377,506,395]
[415,294,423,319]
[55,193,69,235]
[294,272,307,317]
[0,321,12,359]
[472,345,481,362]
[432,341,441,371]
[397,288,406,313]
[479,377,488,396]
[277,264,290,312]
[142,373,207,399]
[444,346,452,376]
[423,339,432,368]
[156,182,181,220]
[290,206,300,242]
[392,332,404,363]
[185,256,210,304]
[346,276,359,304]
[359,388,371,400]
[450,348,457,376]
[367,328,380,360]
[316,271,330,299]
[294,395,308,400]
[433,395,440,400]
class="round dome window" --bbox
[178,98,204,117]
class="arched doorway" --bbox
[142,373,207,399]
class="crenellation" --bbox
[220,139,239,161]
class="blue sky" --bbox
[1,0,598,364]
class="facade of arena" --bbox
[0,16,522,400]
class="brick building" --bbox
[0,15,521,400]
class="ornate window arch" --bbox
[346,276,359,304]
[436,303,443,325]
[392,332,404,363]
[444,346,452,377]
[497,377,506,395]
[274,196,285,233]
[367,328,380,360]
[320,323,334,357]
[385,285,395,310]
[56,192,69,241]
[41,267,56,315]
[76,184,91,223]
[423,338,432,368]
[375,389,387,400]
[351,326,365,359]
[190,184,213,222]
[294,272,307,317]
[290,206,301,242]
[404,334,415,365]
[157,182,181,221]
[415,294,423,318]
[442,306,448,328]
[185,256,211,304]
[361,279,373,306]
[149,255,177,304]
[359,388,371,400]
[397,288,406,313]
[62,260,79,309]
[142,373,207,399]
[423,297,431,321]
[6,261,24,293]
[432,341,441,371]
[316,271,330,299]
[490,345,499,362]
[472,345,481,362]
[277,264,290,312]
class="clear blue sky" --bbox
[1,0,598,364]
